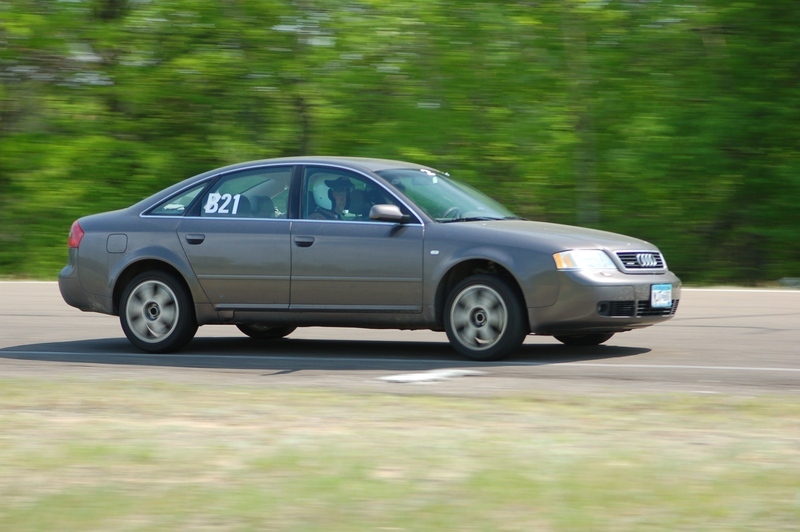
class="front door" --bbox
[290,167,424,311]
[290,220,424,311]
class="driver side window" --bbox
[302,168,399,222]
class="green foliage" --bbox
[1,0,798,282]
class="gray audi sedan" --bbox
[59,156,680,361]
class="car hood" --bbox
[459,219,659,252]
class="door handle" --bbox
[185,234,205,245]
[293,236,315,247]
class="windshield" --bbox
[376,168,518,222]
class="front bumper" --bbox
[528,269,681,335]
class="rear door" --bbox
[177,166,293,309]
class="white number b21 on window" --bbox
[204,193,241,215]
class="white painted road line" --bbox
[378,369,487,383]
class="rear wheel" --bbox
[236,324,296,340]
[554,333,615,346]
[444,274,527,361]
[120,271,197,353]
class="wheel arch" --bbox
[434,259,529,331]
[112,260,196,316]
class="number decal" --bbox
[204,193,242,215]
[204,192,222,214]
[218,194,232,213]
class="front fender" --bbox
[425,242,559,309]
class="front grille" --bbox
[598,299,679,318]
[637,299,679,317]
[616,251,665,270]
[598,301,636,317]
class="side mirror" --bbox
[369,204,406,223]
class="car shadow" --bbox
[0,336,650,372]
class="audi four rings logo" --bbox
[636,253,658,267]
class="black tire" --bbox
[119,271,197,353]
[236,324,297,340]
[444,274,527,361]
[554,333,615,346]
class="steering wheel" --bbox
[441,206,462,219]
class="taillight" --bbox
[67,221,85,249]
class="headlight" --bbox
[553,250,617,270]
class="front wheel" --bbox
[236,324,297,340]
[554,333,615,346]
[444,274,527,361]
[119,271,197,353]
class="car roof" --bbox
[211,156,433,175]
[129,156,438,214]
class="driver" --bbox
[310,176,354,220]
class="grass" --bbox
[0,378,798,530]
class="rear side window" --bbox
[148,183,206,216]
[200,167,293,219]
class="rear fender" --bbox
[108,246,211,313]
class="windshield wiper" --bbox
[440,216,505,223]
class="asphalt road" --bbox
[1,282,798,396]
